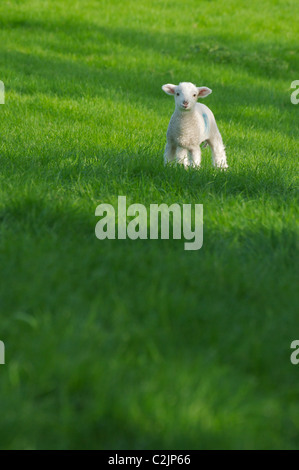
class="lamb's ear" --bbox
[162,84,177,95]
[197,87,212,98]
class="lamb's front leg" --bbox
[189,146,201,168]
[164,142,176,165]
[176,146,190,168]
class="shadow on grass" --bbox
[0,195,298,450]
[0,15,296,78]
[1,18,297,139]
[50,147,298,200]
[0,141,296,201]
[0,178,297,241]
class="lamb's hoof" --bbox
[215,162,228,171]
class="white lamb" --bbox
[162,82,228,169]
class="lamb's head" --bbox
[162,82,212,111]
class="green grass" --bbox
[0,0,298,450]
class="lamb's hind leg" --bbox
[208,128,228,169]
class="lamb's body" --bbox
[162,82,228,169]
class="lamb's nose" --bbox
[183,100,188,105]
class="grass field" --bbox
[0,0,298,450]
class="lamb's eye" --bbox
[193,93,197,97]
[176,92,180,96]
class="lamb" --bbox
[162,82,228,169]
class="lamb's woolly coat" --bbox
[162,82,228,169]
